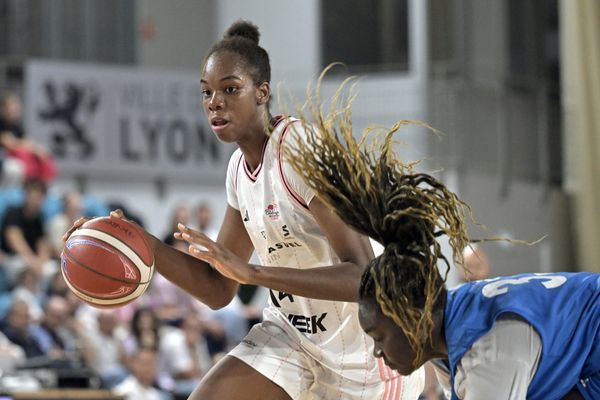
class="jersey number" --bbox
[482,274,567,298]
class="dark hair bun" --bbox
[224,20,260,45]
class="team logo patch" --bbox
[242,339,257,348]
[265,203,280,220]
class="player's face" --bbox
[359,297,419,375]
[201,51,268,143]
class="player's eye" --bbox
[201,89,212,98]
[225,86,238,94]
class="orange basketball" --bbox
[61,217,155,308]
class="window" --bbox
[321,0,410,74]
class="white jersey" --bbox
[226,116,376,376]
[226,116,425,399]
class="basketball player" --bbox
[280,95,599,399]
[67,20,424,399]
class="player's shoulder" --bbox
[271,116,312,151]
[226,148,244,181]
[227,147,244,166]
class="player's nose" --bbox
[208,92,224,111]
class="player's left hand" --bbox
[175,224,256,284]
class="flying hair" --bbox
[283,65,473,366]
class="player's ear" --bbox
[256,81,270,105]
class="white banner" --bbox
[25,60,235,182]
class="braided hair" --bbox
[285,69,472,366]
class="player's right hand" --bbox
[62,217,92,242]
[62,209,128,243]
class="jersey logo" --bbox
[287,313,328,334]
[282,225,290,237]
[265,203,280,220]
[270,290,294,307]
[267,241,303,254]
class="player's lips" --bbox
[210,117,230,131]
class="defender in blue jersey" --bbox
[283,95,599,399]
[356,271,600,399]
[439,272,600,399]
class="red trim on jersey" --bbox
[378,358,391,399]
[377,360,406,400]
[242,115,285,183]
[394,371,403,399]
[243,138,269,182]
[277,119,311,211]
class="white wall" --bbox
[137,0,216,70]
[216,0,321,83]
[438,168,574,288]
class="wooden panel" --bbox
[11,390,125,400]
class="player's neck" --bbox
[238,113,274,171]
[426,310,448,359]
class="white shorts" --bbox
[230,319,425,400]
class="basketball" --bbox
[60,217,155,308]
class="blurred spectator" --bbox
[11,268,45,322]
[0,329,25,372]
[113,348,173,400]
[158,313,211,396]
[46,270,69,298]
[30,295,78,361]
[144,273,199,326]
[194,201,218,240]
[0,93,56,185]
[47,191,84,258]
[0,299,44,358]
[0,178,57,283]
[162,203,190,252]
[121,307,161,360]
[460,244,492,283]
[82,310,129,388]
[192,201,252,355]
[199,295,252,358]
[107,201,146,229]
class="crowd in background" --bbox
[0,92,266,400]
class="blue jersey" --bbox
[444,272,600,399]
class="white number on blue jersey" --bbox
[482,273,567,298]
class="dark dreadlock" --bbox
[284,67,472,366]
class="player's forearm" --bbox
[248,261,364,302]
[152,238,238,309]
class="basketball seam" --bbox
[63,245,149,285]
[71,229,154,281]
[82,219,153,267]
[61,254,139,301]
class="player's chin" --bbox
[210,124,236,143]
[386,361,415,376]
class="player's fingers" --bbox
[178,224,216,248]
[188,245,214,262]
[110,209,124,219]
[62,217,91,242]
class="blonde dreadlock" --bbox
[284,67,472,367]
